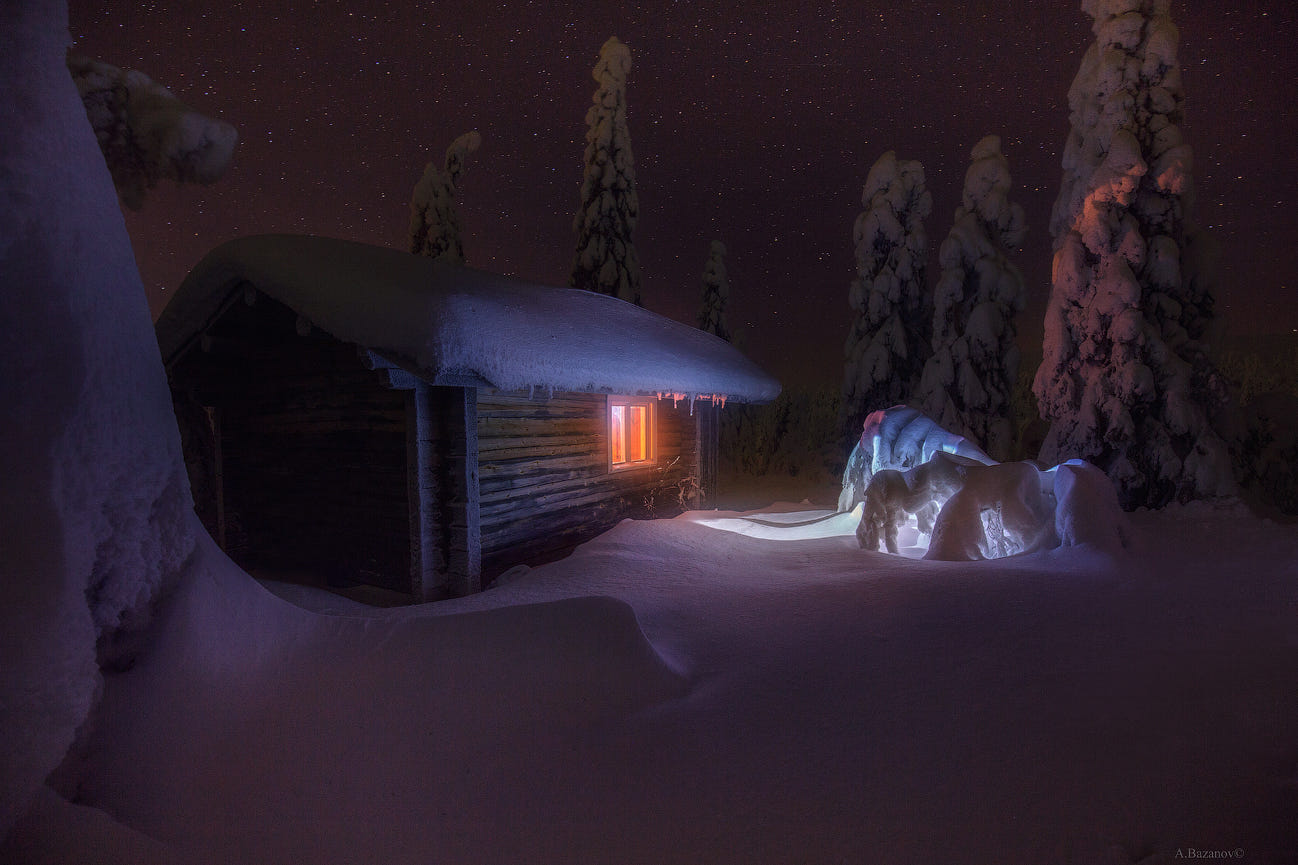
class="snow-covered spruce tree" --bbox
[840,151,932,444]
[68,55,237,210]
[408,130,481,264]
[697,239,731,341]
[918,136,1027,461]
[570,36,641,305]
[1033,0,1233,509]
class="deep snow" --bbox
[4,2,1296,861]
[7,497,1298,865]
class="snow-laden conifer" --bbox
[919,136,1027,461]
[1033,0,1233,508]
[570,36,641,305]
[409,131,481,264]
[840,152,932,443]
[68,55,236,210]
[697,240,731,341]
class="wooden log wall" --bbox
[476,389,704,582]
[409,383,481,601]
[170,296,410,592]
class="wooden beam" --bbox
[209,406,227,549]
[696,402,719,507]
[408,383,482,601]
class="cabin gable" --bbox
[169,289,410,592]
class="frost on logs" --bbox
[842,407,1129,560]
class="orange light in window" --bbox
[611,405,626,464]
[627,405,647,462]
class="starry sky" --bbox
[69,1,1297,386]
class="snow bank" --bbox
[7,491,1298,863]
[70,535,686,864]
[156,234,780,404]
[1,0,196,835]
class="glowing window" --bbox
[609,397,654,469]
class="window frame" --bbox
[607,395,657,472]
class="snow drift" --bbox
[1,0,196,835]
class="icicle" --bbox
[689,394,696,416]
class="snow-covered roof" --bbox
[156,234,781,404]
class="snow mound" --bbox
[841,408,1129,561]
[2,1,196,835]
[1050,459,1131,555]
[69,536,687,862]
[839,404,994,512]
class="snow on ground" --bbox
[7,491,1298,865]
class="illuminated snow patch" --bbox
[694,505,864,541]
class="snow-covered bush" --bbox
[1033,0,1233,510]
[918,135,1027,461]
[839,405,992,513]
[2,0,197,834]
[720,385,840,481]
[840,152,932,443]
[848,410,1129,561]
[1233,392,1298,515]
[1216,339,1298,406]
[697,240,730,341]
[409,131,481,264]
[570,36,641,305]
[67,54,236,210]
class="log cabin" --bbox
[156,235,780,601]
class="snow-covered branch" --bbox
[68,54,236,210]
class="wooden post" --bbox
[695,401,719,508]
[207,405,227,549]
[408,382,482,601]
[449,387,481,596]
[407,387,439,599]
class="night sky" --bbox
[69,1,1297,386]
